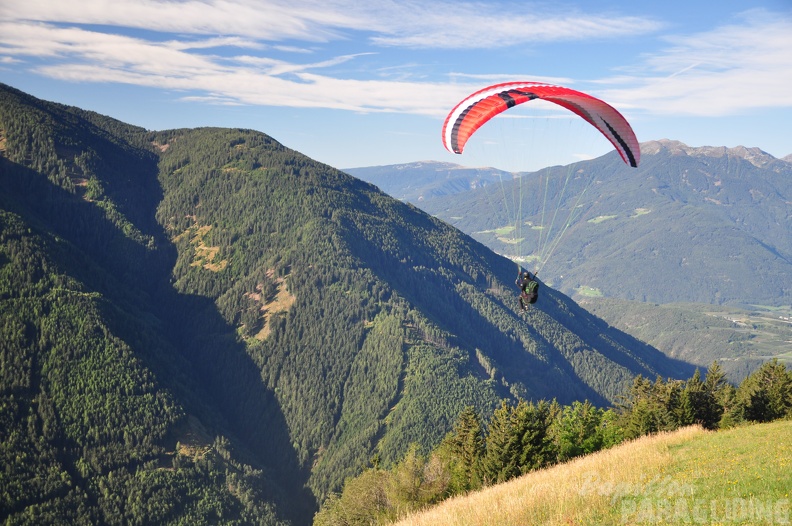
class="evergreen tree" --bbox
[619,376,655,439]
[435,406,484,493]
[513,400,556,473]
[679,366,725,430]
[618,375,687,438]
[481,400,520,484]
[553,400,608,462]
[678,368,705,427]
[737,359,792,422]
[699,362,727,429]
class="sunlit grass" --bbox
[394,421,792,526]
[576,286,603,297]
[476,225,515,236]
[588,215,617,224]
[663,422,792,500]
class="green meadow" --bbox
[396,421,792,525]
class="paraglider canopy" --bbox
[442,81,640,167]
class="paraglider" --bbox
[441,81,639,308]
[442,81,640,167]
[515,270,538,310]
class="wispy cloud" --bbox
[362,3,661,49]
[7,0,652,115]
[165,37,265,52]
[0,0,354,42]
[0,19,453,114]
[599,10,792,115]
[0,1,789,119]
[234,53,376,77]
[1,0,660,46]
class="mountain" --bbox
[350,141,792,307]
[0,83,692,525]
[343,162,513,202]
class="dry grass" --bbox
[189,225,228,272]
[151,140,170,152]
[174,224,228,272]
[394,426,708,526]
[248,274,295,341]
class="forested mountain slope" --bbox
[0,83,692,524]
[352,144,792,306]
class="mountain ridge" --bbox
[343,161,513,202]
[640,138,785,168]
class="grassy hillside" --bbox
[394,420,792,525]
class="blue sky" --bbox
[1,0,790,171]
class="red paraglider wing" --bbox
[442,81,640,167]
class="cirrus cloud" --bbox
[0,1,790,120]
[600,9,792,116]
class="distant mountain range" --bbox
[0,83,693,524]
[344,162,513,202]
[348,142,792,307]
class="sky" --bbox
[1,0,791,172]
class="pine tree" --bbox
[437,406,484,493]
[513,400,556,473]
[481,400,520,484]
[679,369,705,427]
[737,359,792,422]
[704,361,728,394]
[701,362,727,429]
[553,400,606,462]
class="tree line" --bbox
[314,359,792,525]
